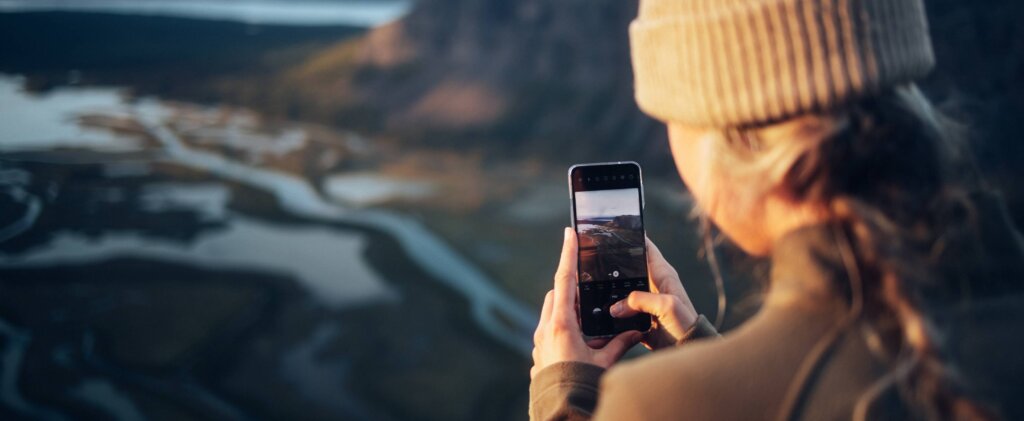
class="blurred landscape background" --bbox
[0,0,1021,419]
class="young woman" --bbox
[529,0,1024,419]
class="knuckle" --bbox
[660,294,679,308]
[627,291,644,306]
[667,266,680,279]
[664,295,684,312]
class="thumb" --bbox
[610,291,677,319]
[596,331,642,364]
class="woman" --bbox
[530,0,1024,419]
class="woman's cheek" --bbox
[668,127,702,195]
[672,132,716,212]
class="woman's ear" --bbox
[778,150,823,201]
[769,113,849,203]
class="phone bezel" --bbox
[567,161,652,338]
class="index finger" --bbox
[553,227,579,324]
[646,236,681,295]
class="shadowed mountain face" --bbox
[343,0,1024,210]
[348,0,667,162]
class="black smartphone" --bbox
[569,162,652,337]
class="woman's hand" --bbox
[531,228,643,379]
[609,237,699,350]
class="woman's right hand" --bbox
[610,237,699,350]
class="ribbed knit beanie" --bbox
[629,0,935,127]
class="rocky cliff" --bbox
[344,0,665,163]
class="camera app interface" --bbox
[572,177,650,337]
[574,188,647,282]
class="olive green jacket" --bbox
[530,192,1024,420]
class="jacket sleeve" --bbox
[529,315,720,420]
[678,314,720,344]
[529,361,605,421]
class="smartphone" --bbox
[568,162,652,337]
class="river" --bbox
[0,74,536,419]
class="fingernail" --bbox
[564,227,572,241]
[610,300,623,317]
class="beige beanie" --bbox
[630,0,935,127]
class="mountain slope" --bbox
[313,0,667,163]
[293,0,1024,209]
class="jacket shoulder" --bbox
[594,308,853,420]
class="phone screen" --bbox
[570,162,652,337]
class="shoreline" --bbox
[0,87,538,356]
[136,112,538,354]
[0,70,537,417]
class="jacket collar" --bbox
[766,224,853,313]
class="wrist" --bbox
[679,305,699,329]
[676,314,720,345]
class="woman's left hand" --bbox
[530,228,643,379]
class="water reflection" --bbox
[4,183,397,308]
[324,173,436,207]
[0,74,532,419]
[0,75,151,151]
